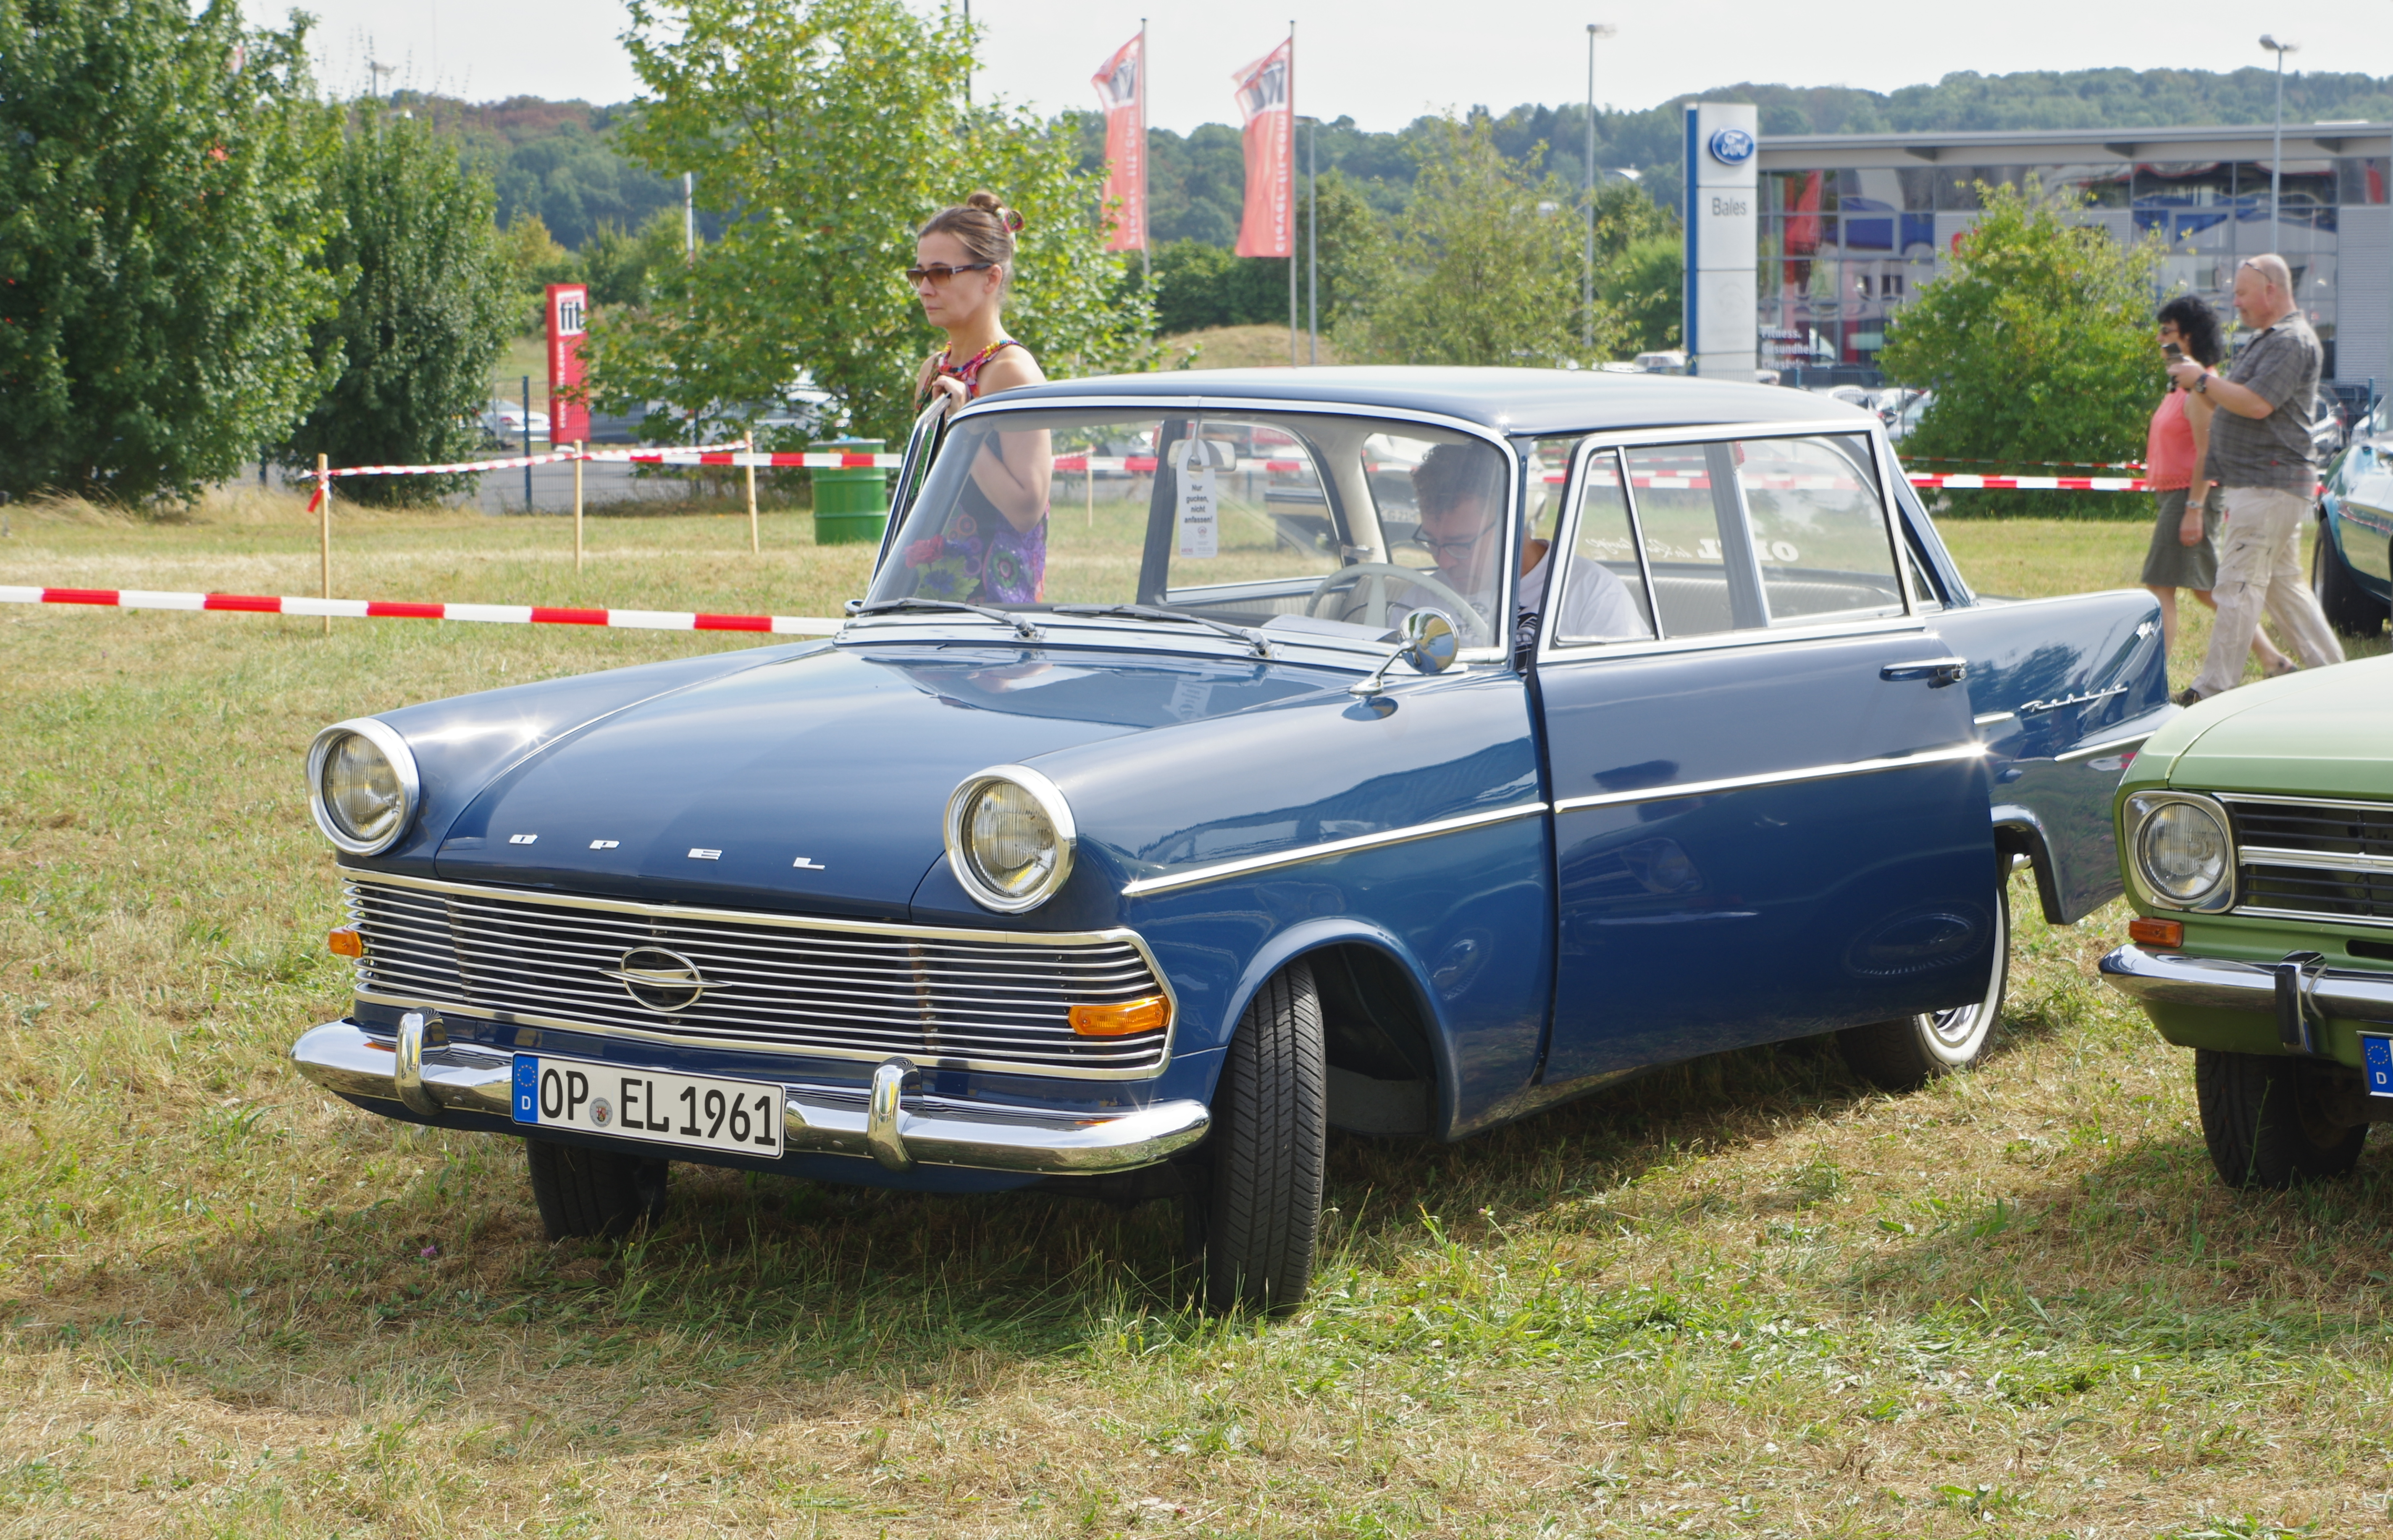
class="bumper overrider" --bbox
[292,1017,1211,1176]
[2099,944,2393,1053]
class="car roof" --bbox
[987,365,1874,437]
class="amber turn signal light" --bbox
[1069,995,1171,1038]
[327,928,364,958]
[2127,916,2183,949]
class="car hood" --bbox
[421,642,1344,918]
[2150,655,2393,799]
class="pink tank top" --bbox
[2146,388,2195,491]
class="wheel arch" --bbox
[1216,919,1456,1140]
[1991,810,2066,925]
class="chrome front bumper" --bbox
[2099,944,2393,1052]
[291,1018,1210,1176]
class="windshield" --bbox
[864,407,1513,647]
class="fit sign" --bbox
[545,283,590,446]
[1682,103,1758,381]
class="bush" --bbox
[275,105,516,503]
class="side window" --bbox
[1733,435,1905,626]
[1550,450,1657,646]
[1621,443,1756,637]
[1162,419,1343,594]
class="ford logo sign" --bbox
[1708,127,1755,166]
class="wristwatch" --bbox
[2193,371,2211,395]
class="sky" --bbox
[260,0,2377,133]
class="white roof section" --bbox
[1756,121,2393,171]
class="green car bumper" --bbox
[2100,943,2393,1064]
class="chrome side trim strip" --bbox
[289,1022,1211,1175]
[1119,801,1548,898]
[1973,711,2019,728]
[2055,731,2153,765]
[1550,740,1986,814]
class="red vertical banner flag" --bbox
[545,282,590,445]
[1091,32,1146,253]
[1231,39,1292,259]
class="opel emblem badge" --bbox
[1708,126,1755,166]
[604,945,707,1013]
[589,1097,613,1127]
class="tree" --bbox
[1599,234,1683,355]
[591,0,1151,447]
[0,0,342,503]
[1879,179,2164,515]
[1353,115,1582,368]
[275,105,515,504]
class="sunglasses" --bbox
[904,262,996,285]
[1412,528,1495,558]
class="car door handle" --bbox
[1881,657,1968,686]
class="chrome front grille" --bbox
[2227,794,2393,929]
[341,872,1172,1077]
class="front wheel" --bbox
[2311,518,2390,638]
[525,1138,670,1240]
[1201,958,1327,1314]
[2195,1050,2367,1189]
[1837,888,2009,1091]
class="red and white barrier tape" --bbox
[0,586,842,635]
[1908,473,2150,492]
[318,447,903,477]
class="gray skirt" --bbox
[2141,485,2222,590]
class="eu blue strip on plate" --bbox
[2364,1036,2393,1098]
[513,1055,539,1123]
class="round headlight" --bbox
[307,719,421,855]
[945,766,1076,913]
[2135,797,2232,907]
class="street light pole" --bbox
[1583,24,1616,357]
[2259,34,2299,236]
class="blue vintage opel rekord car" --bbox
[292,369,2172,1311]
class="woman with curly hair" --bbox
[903,191,1051,605]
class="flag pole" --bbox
[1287,21,1297,369]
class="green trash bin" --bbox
[811,437,888,545]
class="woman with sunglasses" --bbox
[904,192,1052,605]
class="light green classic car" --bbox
[2100,654,2393,1188]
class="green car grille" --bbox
[2225,794,2393,929]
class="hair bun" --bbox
[965,189,1025,234]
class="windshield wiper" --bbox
[847,597,1040,640]
[1051,603,1271,659]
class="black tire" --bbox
[525,1138,670,1240]
[1202,958,1327,1315]
[2194,1049,2367,1189]
[2312,516,2390,639]
[1837,887,2009,1092]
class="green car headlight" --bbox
[945,766,1076,913]
[2127,792,2235,911]
[307,719,421,855]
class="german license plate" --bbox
[512,1056,783,1156]
[2364,1037,2393,1098]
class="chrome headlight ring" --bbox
[306,717,422,856]
[2122,790,2237,913]
[944,765,1077,914]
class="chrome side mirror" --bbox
[1350,610,1458,698]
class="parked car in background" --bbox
[291,368,2170,1314]
[2099,657,2392,1189]
[2309,383,2350,463]
[478,400,552,446]
[1885,390,1934,445]
[1631,350,1688,374]
[2314,395,2393,638]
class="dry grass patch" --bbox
[0,507,2388,1535]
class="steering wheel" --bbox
[1305,562,1492,646]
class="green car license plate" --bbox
[2365,1036,2393,1098]
[512,1055,783,1156]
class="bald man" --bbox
[2164,254,2345,703]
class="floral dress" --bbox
[905,339,1047,605]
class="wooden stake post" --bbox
[317,452,331,635]
[573,442,585,573]
[746,445,759,555]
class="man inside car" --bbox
[1403,442,1647,656]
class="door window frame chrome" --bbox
[1537,419,1923,669]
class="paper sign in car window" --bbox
[1172,437,1235,559]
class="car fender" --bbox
[1214,915,1462,1141]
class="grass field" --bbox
[1,490,2390,1538]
